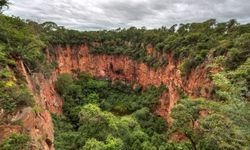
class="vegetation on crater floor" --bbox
[0,2,250,149]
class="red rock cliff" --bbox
[13,60,62,150]
[5,44,212,150]
[51,44,213,122]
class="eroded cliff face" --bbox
[4,44,212,149]
[51,44,213,122]
[12,60,62,150]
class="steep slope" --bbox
[49,44,213,122]
[1,43,213,150]
[13,59,61,150]
[1,15,249,149]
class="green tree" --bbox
[171,98,206,150]
[199,113,246,150]
[0,0,9,12]
[52,115,80,150]
[171,97,249,150]
[82,138,106,150]
[78,104,121,141]
[0,134,30,150]
[82,136,123,150]
[55,73,73,95]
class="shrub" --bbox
[0,85,34,112]
[0,134,30,150]
[179,58,198,77]
[55,73,73,95]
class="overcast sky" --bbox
[4,0,250,30]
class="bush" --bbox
[0,134,30,150]
[55,73,73,95]
[179,59,198,77]
[0,85,34,112]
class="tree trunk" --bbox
[185,133,197,150]
[190,138,197,150]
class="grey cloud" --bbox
[100,0,156,21]
[4,0,250,30]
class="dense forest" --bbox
[0,1,250,150]
[53,73,169,150]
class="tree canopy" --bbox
[0,11,250,150]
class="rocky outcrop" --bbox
[0,125,22,143]
[11,107,54,150]
[9,60,62,150]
